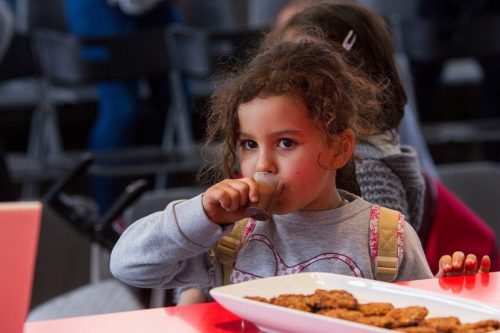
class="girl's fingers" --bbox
[217,178,260,211]
[227,181,251,207]
[439,255,453,273]
[464,254,477,275]
[436,253,491,277]
[222,185,242,211]
[451,251,466,271]
[479,255,491,274]
[237,177,260,203]
[210,186,232,211]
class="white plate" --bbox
[209,272,500,333]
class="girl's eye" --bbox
[278,139,295,148]
[241,140,257,150]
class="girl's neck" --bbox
[301,189,345,211]
[331,191,346,210]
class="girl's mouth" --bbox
[268,183,284,214]
[245,173,284,220]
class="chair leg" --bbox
[27,80,64,162]
[27,104,44,160]
[157,72,197,189]
[40,79,63,162]
[162,71,195,155]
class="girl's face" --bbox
[237,95,341,213]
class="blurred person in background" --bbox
[64,0,182,214]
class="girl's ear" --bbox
[330,129,355,169]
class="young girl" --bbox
[110,41,433,291]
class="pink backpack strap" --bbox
[369,205,405,282]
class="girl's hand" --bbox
[202,177,260,225]
[435,252,491,278]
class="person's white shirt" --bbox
[107,0,164,15]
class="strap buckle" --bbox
[375,256,399,282]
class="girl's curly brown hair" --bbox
[198,41,383,186]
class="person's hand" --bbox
[435,251,490,278]
[202,177,259,225]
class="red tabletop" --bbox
[24,272,500,333]
[24,302,259,333]
[396,271,499,307]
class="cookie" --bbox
[308,289,358,310]
[318,308,364,321]
[386,306,429,328]
[359,302,395,316]
[419,316,461,333]
[270,294,313,312]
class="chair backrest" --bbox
[33,28,169,85]
[15,0,67,34]
[177,0,237,30]
[438,161,500,238]
[167,23,265,81]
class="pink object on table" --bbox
[0,202,42,333]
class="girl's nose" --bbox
[256,150,277,174]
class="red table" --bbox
[24,272,500,333]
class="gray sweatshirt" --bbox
[356,140,425,233]
[110,192,432,289]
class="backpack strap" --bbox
[215,218,249,285]
[369,205,404,282]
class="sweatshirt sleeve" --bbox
[396,222,433,281]
[110,194,231,289]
